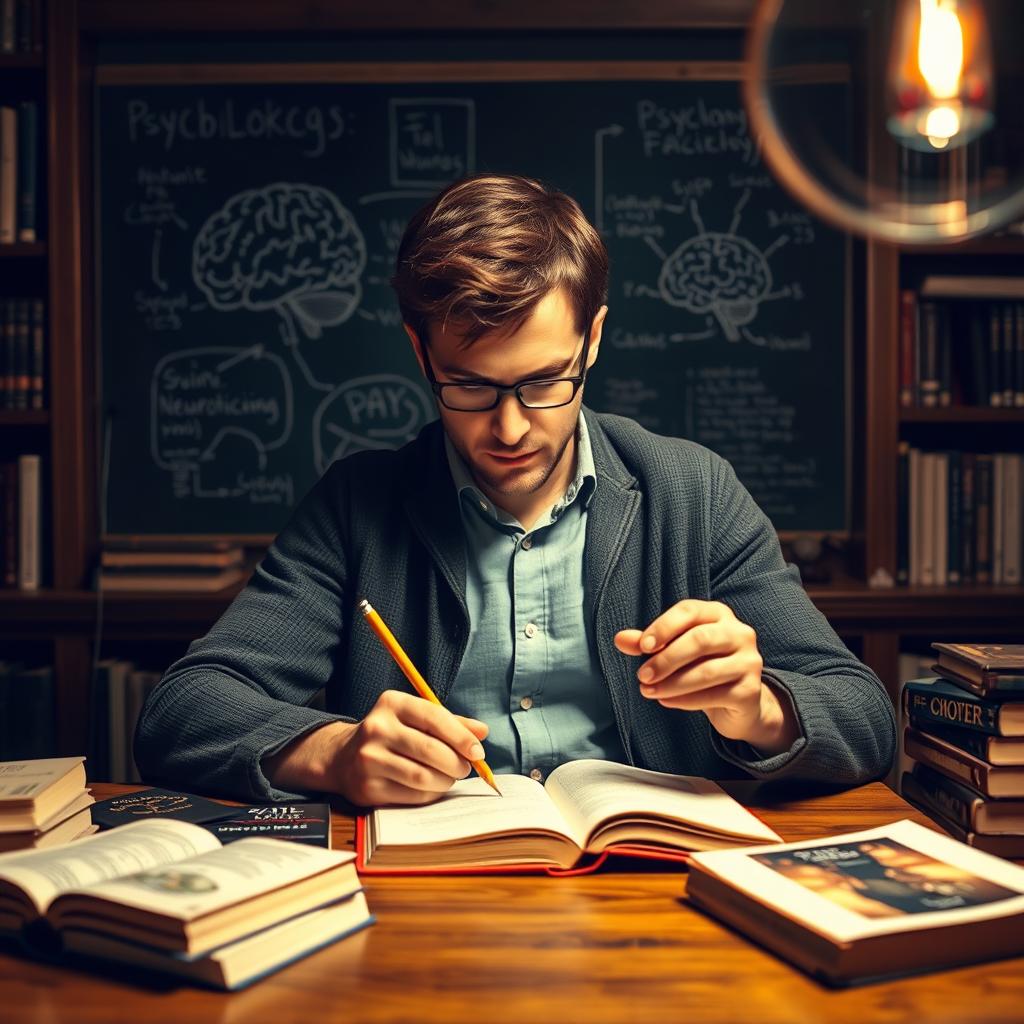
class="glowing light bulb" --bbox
[887,0,994,152]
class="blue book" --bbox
[903,677,1024,737]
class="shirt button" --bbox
[519,696,533,710]
[529,768,544,782]
[521,535,532,550]
[524,622,538,638]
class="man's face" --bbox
[407,288,605,513]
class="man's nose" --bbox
[490,392,531,447]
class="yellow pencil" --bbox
[357,598,501,796]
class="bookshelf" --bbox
[2,0,1024,761]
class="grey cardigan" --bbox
[135,409,896,801]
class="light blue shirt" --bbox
[444,415,628,780]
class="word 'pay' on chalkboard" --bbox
[98,65,849,538]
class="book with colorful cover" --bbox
[686,819,1024,986]
[91,787,234,831]
[203,803,331,848]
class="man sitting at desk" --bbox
[135,173,895,805]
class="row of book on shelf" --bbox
[0,757,371,989]
[899,644,1024,861]
[899,277,1024,408]
[0,101,39,245]
[0,296,44,409]
[0,453,41,590]
[897,447,1022,586]
[97,541,249,593]
[0,0,42,56]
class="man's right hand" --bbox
[262,690,489,807]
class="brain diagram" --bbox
[659,232,771,342]
[192,183,367,345]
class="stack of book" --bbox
[0,756,96,853]
[901,643,1024,859]
[97,542,248,593]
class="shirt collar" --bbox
[444,413,597,528]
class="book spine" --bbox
[934,451,948,585]
[938,304,952,406]
[975,453,993,583]
[1005,454,1021,586]
[919,302,940,407]
[992,454,1004,585]
[1,461,16,588]
[0,0,13,54]
[947,449,961,584]
[904,682,1000,734]
[16,452,40,590]
[909,446,921,586]
[1002,304,1015,407]
[896,441,909,585]
[969,305,988,406]
[0,106,15,244]
[15,101,36,243]
[13,298,28,410]
[29,298,42,409]
[1016,302,1024,406]
[910,718,993,761]
[989,304,1002,406]
[960,451,975,582]
[899,289,915,407]
[15,0,30,53]
[0,299,11,409]
[903,768,974,832]
[920,452,936,586]
[905,730,993,795]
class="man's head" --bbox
[391,174,609,517]
[391,175,606,520]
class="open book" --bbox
[357,759,781,874]
[686,819,1024,986]
[0,819,372,990]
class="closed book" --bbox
[899,290,915,406]
[909,718,1024,766]
[29,298,42,409]
[1016,302,1024,406]
[16,453,41,590]
[0,757,88,832]
[920,452,937,585]
[0,0,13,53]
[904,727,1024,798]
[919,302,940,407]
[896,441,909,584]
[1,299,13,409]
[1002,304,1014,407]
[0,106,15,244]
[992,453,1004,584]
[899,790,1024,859]
[989,304,1002,406]
[12,298,28,410]
[1004,455,1021,585]
[1,460,16,587]
[960,452,976,581]
[938,305,952,405]
[904,762,1024,834]
[946,450,961,583]
[0,806,96,854]
[933,643,1024,685]
[904,678,1024,736]
[91,787,237,831]
[15,101,36,242]
[935,665,1024,699]
[686,819,1024,987]
[968,306,989,406]
[934,452,947,586]
[975,454,994,582]
[203,803,331,848]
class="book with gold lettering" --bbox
[904,679,1024,736]
[686,819,1024,986]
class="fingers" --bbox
[455,714,490,742]
[636,600,732,654]
[639,654,762,709]
[385,690,487,763]
[637,621,746,685]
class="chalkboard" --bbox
[97,64,850,538]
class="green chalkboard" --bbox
[97,65,850,537]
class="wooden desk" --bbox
[2,782,1023,1024]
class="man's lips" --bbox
[485,449,539,465]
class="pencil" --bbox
[357,598,501,796]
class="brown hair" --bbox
[390,174,608,345]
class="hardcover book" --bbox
[357,759,781,874]
[933,643,1024,688]
[901,763,1024,835]
[907,719,1024,767]
[904,727,1024,798]
[203,803,331,848]
[904,678,1024,737]
[686,819,1024,986]
[91,788,235,830]
[0,819,372,991]
[899,786,1024,860]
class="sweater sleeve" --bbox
[704,455,897,785]
[133,467,353,802]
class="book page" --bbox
[59,838,353,922]
[544,760,782,848]
[371,774,586,850]
[0,819,220,915]
[689,819,1024,943]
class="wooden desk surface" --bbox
[2,781,1023,1024]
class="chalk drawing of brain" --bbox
[193,183,367,340]
[659,232,771,342]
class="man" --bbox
[135,174,895,804]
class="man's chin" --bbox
[473,462,550,497]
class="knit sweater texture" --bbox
[135,409,896,801]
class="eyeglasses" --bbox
[422,335,589,412]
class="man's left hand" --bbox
[613,599,799,756]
